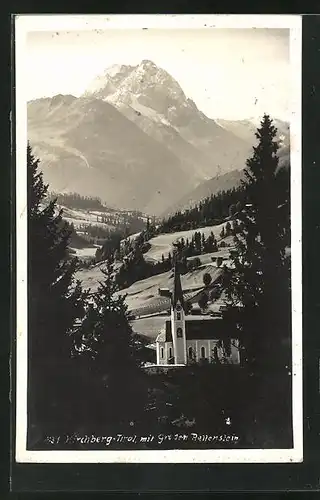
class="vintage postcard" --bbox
[14,14,302,463]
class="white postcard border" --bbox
[15,14,303,464]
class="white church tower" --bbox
[171,263,187,365]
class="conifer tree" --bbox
[201,232,206,251]
[222,116,292,446]
[224,115,291,371]
[27,145,86,438]
[232,219,238,235]
[198,292,208,311]
[236,201,242,214]
[229,204,236,218]
[78,262,148,428]
[203,272,212,287]
[212,236,218,252]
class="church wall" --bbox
[184,338,241,365]
[156,337,241,366]
[186,339,217,362]
[166,342,174,364]
[157,342,165,365]
[157,341,174,364]
[186,340,197,362]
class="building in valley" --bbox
[155,264,240,366]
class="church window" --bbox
[188,346,193,358]
[169,347,172,358]
[177,312,181,320]
[177,327,183,338]
[160,347,164,359]
[201,346,206,359]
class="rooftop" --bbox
[156,316,229,342]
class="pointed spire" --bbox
[171,262,185,310]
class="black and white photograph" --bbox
[15,14,302,463]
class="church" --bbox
[155,264,241,366]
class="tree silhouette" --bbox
[27,144,87,441]
[203,272,212,287]
[76,262,149,428]
[224,114,290,371]
[223,116,292,445]
[198,292,208,311]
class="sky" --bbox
[26,27,290,121]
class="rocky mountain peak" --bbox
[84,60,188,109]
[83,63,134,98]
[139,59,157,68]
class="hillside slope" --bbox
[76,261,223,315]
[164,142,290,215]
[163,170,245,216]
[75,221,229,290]
[143,222,226,263]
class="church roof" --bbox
[157,317,229,342]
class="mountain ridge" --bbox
[83,60,253,179]
[28,59,289,215]
[28,95,196,215]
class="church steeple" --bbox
[170,261,187,365]
[171,262,185,311]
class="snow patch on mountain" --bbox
[84,59,187,110]
[106,63,128,78]
[84,63,135,97]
